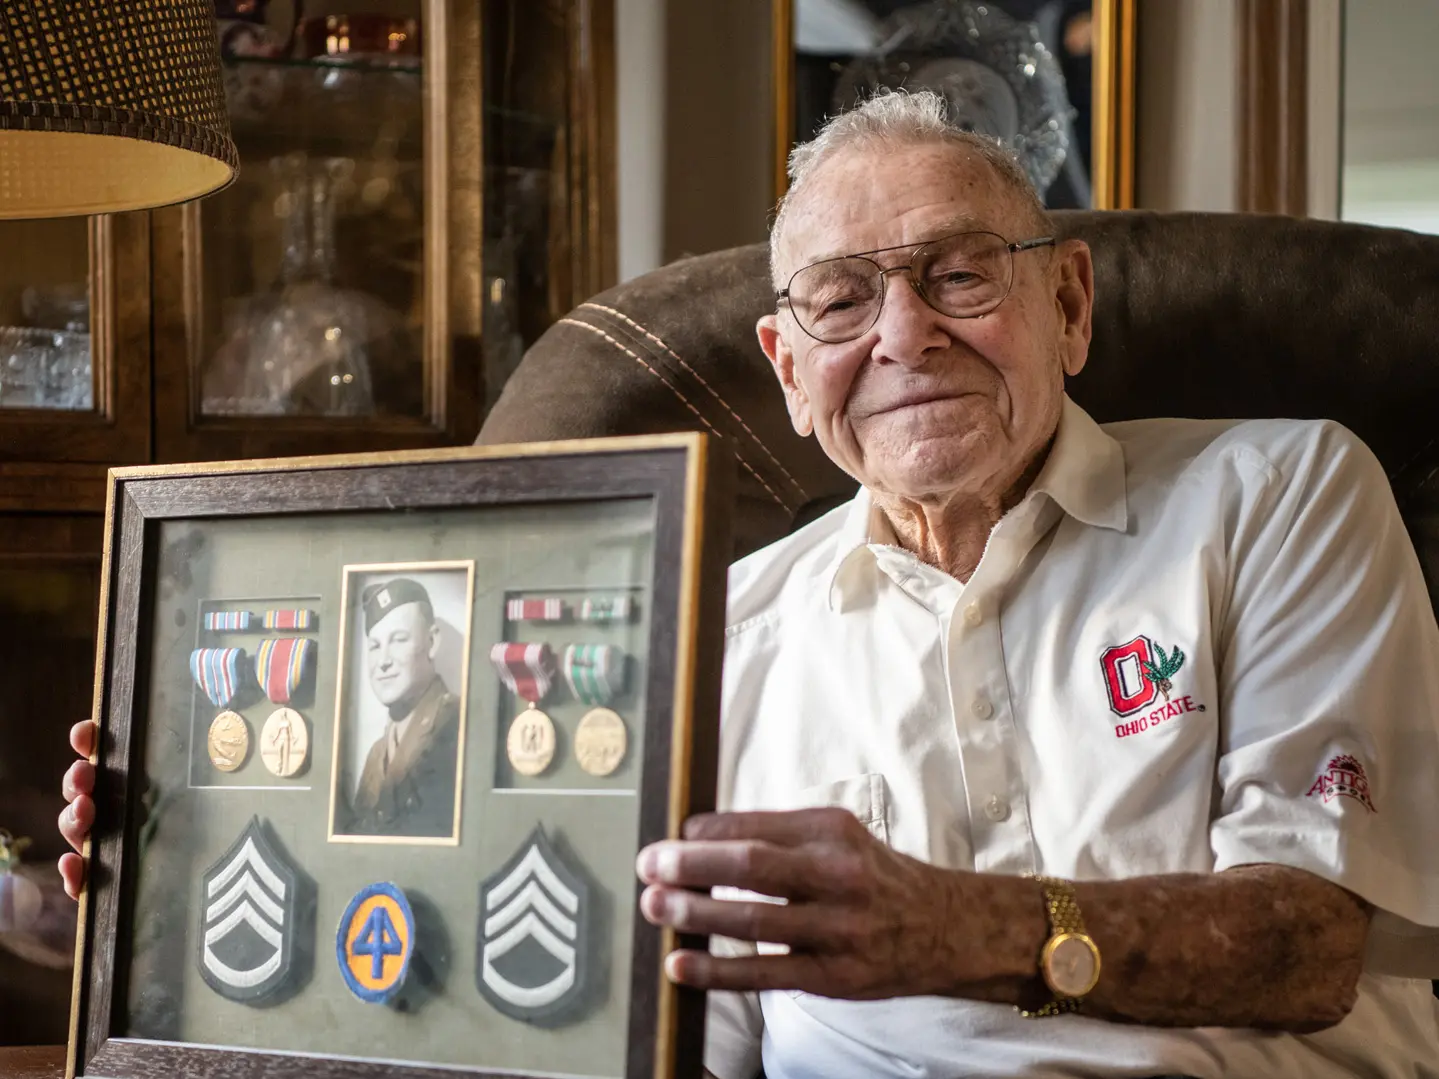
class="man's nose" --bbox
[869,269,951,366]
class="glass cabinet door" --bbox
[0,214,151,470]
[154,0,485,461]
[153,0,615,464]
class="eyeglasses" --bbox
[777,230,1056,344]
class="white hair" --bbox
[770,88,1051,287]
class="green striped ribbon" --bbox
[562,644,623,706]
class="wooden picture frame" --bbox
[68,433,732,1079]
[772,0,1137,210]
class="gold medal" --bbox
[208,710,250,773]
[574,707,627,777]
[260,707,308,777]
[506,705,556,777]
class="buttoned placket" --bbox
[872,496,1063,877]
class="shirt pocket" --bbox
[780,772,890,847]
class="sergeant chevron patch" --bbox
[477,826,591,1023]
[197,817,302,1004]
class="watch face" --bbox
[1046,934,1100,997]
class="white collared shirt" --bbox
[705,397,1439,1079]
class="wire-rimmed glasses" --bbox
[777,230,1056,344]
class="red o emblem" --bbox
[1101,636,1158,717]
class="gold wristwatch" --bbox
[1018,875,1101,1018]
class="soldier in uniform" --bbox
[343,577,460,838]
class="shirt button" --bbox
[972,696,994,720]
[984,795,1011,822]
[963,602,983,627]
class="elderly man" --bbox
[624,91,1439,1078]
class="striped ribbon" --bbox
[579,596,633,623]
[489,642,556,704]
[190,648,247,707]
[264,609,315,630]
[204,610,252,632]
[505,598,566,622]
[562,644,624,706]
[255,637,315,704]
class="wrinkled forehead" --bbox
[775,143,1032,280]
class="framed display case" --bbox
[772,0,1137,210]
[69,433,730,1079]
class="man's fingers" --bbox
[637,839,844,898]
[58,852,85,901]
[70,720,98,759]
[59,795,94,854]
[640,885,838,949]
[62,760,95,803]
[681,807,857,846]
[662,948,834,995]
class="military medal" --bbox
[562,644,628,776]
[492,642,558,776]
[263,608,315,630]
[208,710,251,772]
[579,595,633,623]
[204,610,253,632]
[573,708,627,778]
[477,826,591,1023]
[197,817,303,1004]
[337,882,415,1004]
[505,597,567,622]
[260,707,308,777]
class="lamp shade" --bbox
[0,1,238,218]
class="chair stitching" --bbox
[559,318,788,507]
[582,302,810,500]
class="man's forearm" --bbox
[943,864,1371,1031]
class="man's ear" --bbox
[1053,239,1094,378]
[427,623,441,660]
[757,313,813,437]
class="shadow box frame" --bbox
[66,432,732,1079]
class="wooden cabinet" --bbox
[0,0,614,1044]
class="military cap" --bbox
[362,578,434,634]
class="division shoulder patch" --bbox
[336,882,416,1004]
[197,816,302,1004]
[477,826,591,1024]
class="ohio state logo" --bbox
[1101,635,1160,717]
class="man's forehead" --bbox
[778,144,1025,271]
[367,600,425,634]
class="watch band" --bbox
[1018,875,1097,1019]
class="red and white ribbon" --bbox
[505,598,566,622]
[489,642,557,704]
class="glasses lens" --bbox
[915,233,1010,318]
[787,258,881,342]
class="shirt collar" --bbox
[825,395,1128,610]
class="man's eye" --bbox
[820,298,860,315]
[367,639,378,651]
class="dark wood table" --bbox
[0,1047,63,1079]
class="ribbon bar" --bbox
[505,598,566,622]
[562,644,625,706]
[190,648,247,708]
[264,609,315,630]
[579,596,633,623]
[204,611,252,632]
[256,637,316,704]
[490,642,557,705]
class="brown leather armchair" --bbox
[481,211,1439,612]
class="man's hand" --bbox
[635,807,1038,1000]
[58,720,98,900]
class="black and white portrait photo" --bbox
[328,561,474,844]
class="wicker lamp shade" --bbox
[0,1,237,218]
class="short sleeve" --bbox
[1209,422,1439,977]
[703,931,763,1079]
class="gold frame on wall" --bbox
[771,0,1138,210]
